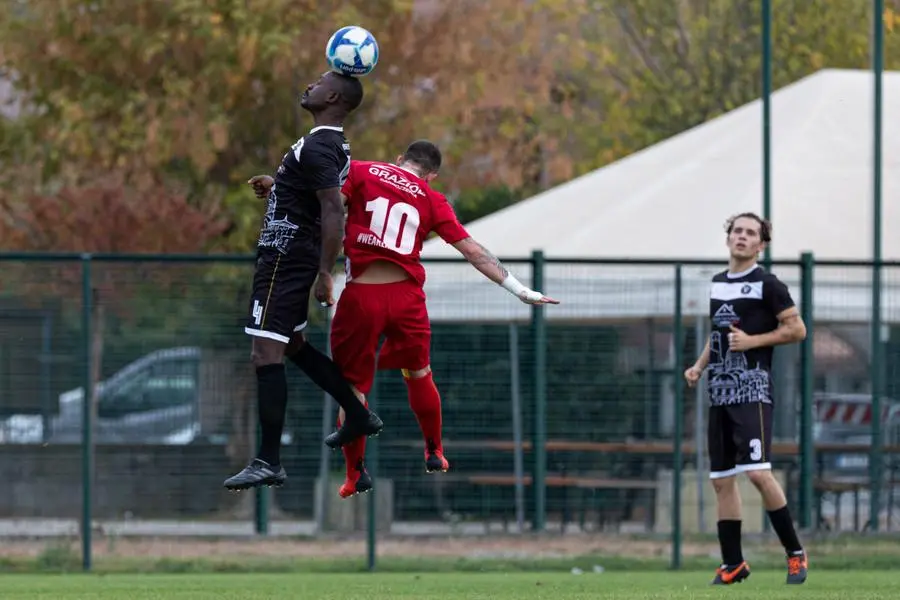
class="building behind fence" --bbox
[1,253,899,568]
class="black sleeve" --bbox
[302,139,345,190]
[765,275,795,316]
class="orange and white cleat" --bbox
[786,551,808,585]
[710,561,750,585]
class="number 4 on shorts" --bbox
[252,299,263,326]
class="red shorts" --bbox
[330,279,430,395]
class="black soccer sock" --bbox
[717,519,744,566]
[256,363,288,466]
[767,505,803,554]
[289,343,369,421]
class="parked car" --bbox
[52,346,202,444]
[0,347,203,444]
[0,346,296,446]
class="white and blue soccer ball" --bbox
[326,26,379,77]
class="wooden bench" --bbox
[383,438,900,456]
[465,473,657,490]
[812,477,900,532]
[427,471,656,532]
[382,439,900,532]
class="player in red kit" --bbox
[324,140,559,498]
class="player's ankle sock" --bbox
[290,343,369,421]
[717,519,744,566]
[339,407,368,478]
[342,438,368,478]
[403,370,443,450]
[256,363,287,466]
[767,505,803,554]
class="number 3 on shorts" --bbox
[366,197,420,255]
[749,438,762,461]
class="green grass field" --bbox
[3,571,898,600]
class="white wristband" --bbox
[500,274,529,297]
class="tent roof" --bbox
[335,69,900,322]
[422,68,900,262]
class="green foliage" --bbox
[34,539,80,572]
[544,0,900,173]
[450,187,521,225]
[3,0,900,245]
[0,0,560,250]
[1,0,332,183]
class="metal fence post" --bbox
[761,0,773,266]
[509,323,526,533]
[80,253,94,572]
[870,0,885,532]
[254,433,270,535]
[531,250,547,532]
[367,378,378,571]
[799,252,815,529]
[671,264,684,570]
[315,311,337,534]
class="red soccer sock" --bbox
[338,404,368,479]
[403,370,443,453]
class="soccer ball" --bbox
[325,26,379,77]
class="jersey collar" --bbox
[726,263,759,279]
[396,164,424,179]
[309,125,344,134]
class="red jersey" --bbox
[341,160,469,286]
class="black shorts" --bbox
[707,402,773,479]
[244,247,319,344]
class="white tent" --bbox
[337,69,900,323]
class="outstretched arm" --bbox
[452,237,509,284]
[452,237,559,305]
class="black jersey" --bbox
[257,125,351,254]
[706,265,795,407]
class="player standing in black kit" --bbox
[684,213,809,585]
[224,71,383,491]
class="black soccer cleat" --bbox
[710,561,751,585]
[786,551,808,584]
[223,458,287,491]
[324,410,384,449]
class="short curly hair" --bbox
[725,212,772,243]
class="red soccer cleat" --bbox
[424,440,450,473]
[338,459,373,498]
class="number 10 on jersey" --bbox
[366,196,420,255]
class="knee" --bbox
[746,469,774,490]
[251,349,278,369]
[403,365,432,380]
[251,339,284,368]
[712,476,737,496]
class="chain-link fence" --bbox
[1,254,899,569]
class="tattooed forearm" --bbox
[470,242,509,279]
[452,237,510,284]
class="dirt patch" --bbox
[0,535,718,560]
